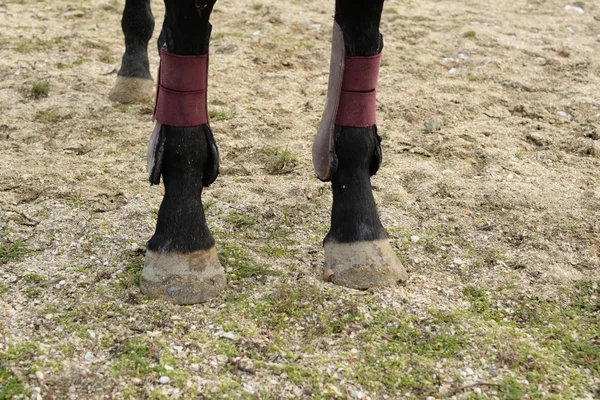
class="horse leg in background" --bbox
[313,0,408,289]
[110,0,155,103]
[140,0,225,305]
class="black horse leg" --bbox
[110,0,155,103]
[140,0,225,305]
[321,0,407,288]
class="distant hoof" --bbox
[324,239,408,289]
[109,76,154,104]
[141,247,226,305]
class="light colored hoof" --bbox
[109,76,154,104]
[324,239,408,289]
[141,247,226,305]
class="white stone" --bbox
[564,5,584,13]
[217,331,238,341]
[216,354,228,362]
[351,390,366,399]
[35,371,45,380]
[158,376,170,384]
[410,236,420,243]
[557,111,573,120]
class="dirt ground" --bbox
[1,0,599,399]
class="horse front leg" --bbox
[110,0,155,103]
[140,0,225,304]
[314,0,408,288]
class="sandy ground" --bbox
[1,0,599,399]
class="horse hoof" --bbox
[323,239,407,289]
[109,76,154,104]
[140,247,226,305]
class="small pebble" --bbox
[84,352,95,361]
[474,387,482,395]
[158,376,170,384]
[424,118,442,133]
[557,111,573,120]
[410,235,420,243]
[217,331,238,341]
[216,354,228,362]
[564,5,584,13]
[324,269,335,282]
[35,371,44,380]
[448,67,457,74]
[351,390,366,399]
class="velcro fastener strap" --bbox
[159,48,208,92]
[341,53,381,91]
[335,90,377,127]
[153,46,209,127]
[154,88,208,127]
[335,52,381,128]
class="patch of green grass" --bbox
[572,280,599,313]
[0,368,29,399]
[208,109,235,121]
[218,243,279,281]
[36,108,63,123]
[29,81,50,98]
[24,287,43,299]
[115,251,145,292]
[251,2,264,10]
[23,273,45,283]
[110,339,156,378]
[0,239,30,264]
[55,57,89,69]
[259,146,298,175]
[498,377,523,399]
[203,199,217,212]
[463,30,477,38]
[14,37,65,53]
[462,285,490,314]
[0,342,40,363]
[225,212,258,229]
